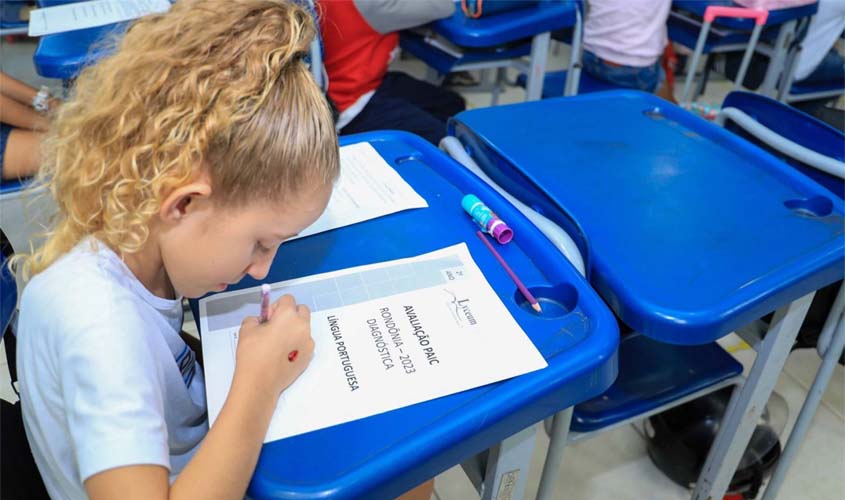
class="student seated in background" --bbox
[723,0,844,129]
[0,72,58,181]
[581,0,675,101]
[318,0,466,145]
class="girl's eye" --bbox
[256,241,273,254]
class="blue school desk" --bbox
[189,131,619,500]
[670,0,818,99]
[32,0,127,81]
[448,90,845,500]
[400,0,580,103]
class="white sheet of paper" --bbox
[199,244,547,443]
[28,0,170,36]
[293,142,428,240]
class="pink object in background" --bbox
[733,0,817,11]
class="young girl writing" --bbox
[14,1,339,498]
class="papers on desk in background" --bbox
[28,0,171,36]
[200,244,547,443]
[292,142,428,240]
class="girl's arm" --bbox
[84,379,278,500]
[85,296,314,500]
[0,95,50,131]
[0,72,39,105]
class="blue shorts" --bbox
[582,50,664,93]
[0,123,12,181]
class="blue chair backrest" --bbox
[722,91,845,199]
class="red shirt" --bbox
[318,0,398,112]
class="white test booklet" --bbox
[199,243,548,443]
[293,142,428,240]
[28,0,171,36]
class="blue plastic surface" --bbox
[0,178,27,195]
[790,79,845,96]
[189,131,619,499]
[428,0,577,48]
[571,335,742,432]
[1,234,15,333]
[721,91,845,199]
[33,23,126,80]
[399,31,532,76]
[449,90,845,345]
[1,0,28,29]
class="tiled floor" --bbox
[2,36,843,500]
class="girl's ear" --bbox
[159,175,213,223]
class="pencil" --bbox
[260,284,271,323]
[475,231,542,313]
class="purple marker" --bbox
[461,194,513,244]
[259,284,271,323]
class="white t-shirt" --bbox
[583,0,672,67]
[16,238,208,500]
[794,0,845,81]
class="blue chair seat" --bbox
[0,179,27,195]
[570,334,742,433]
[516,69,622,98]
[790,79,845,96]
[1,0,29,29]
[399,31,532,76]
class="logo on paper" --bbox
[444,289,478,327]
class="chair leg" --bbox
[694,54,711,99]
[761,312,845,499]
[536,407,574,500]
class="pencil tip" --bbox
[532,303,542,313]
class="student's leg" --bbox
[340,94,448,145]
[379,72,466,122]
[1,127,43,180]
[396,479,434,500]
[0,95,50,132]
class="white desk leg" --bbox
[481,425,539,500]
[525,31,551,101]
[564,9,583,96]
[536,407,573,500]
[759,20,797,97]
[692,292,814,500]
[762,312,845,500]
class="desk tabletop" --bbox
[33,23,125,80]
[190,131,618,499]
[450,91,845,345]
[431,0,578,48]
[673,0,818,29]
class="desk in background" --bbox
[449,90,844,500]
[400,1,581,104]
[670,0,819,99]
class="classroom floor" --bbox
[2,37,843,500]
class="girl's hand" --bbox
[233,294,314,398]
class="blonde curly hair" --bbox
[19,0,338,278]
